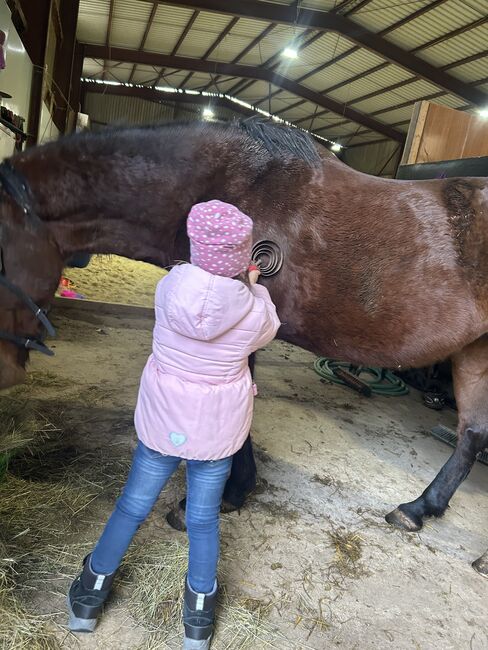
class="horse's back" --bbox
[269,164,488,368]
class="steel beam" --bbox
[83,44,405,141]
[138,0,488,105]
[179,16,239,88]
[128,2,158,84]
[81,81,254,116]
[153,9,199,87]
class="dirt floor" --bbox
[1,299,487,650]
[63,255,166,306]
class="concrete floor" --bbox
[29,303,488,650]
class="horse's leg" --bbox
[221,433,257,511]
[220,352,258,510]
[386,337,488,532]
[166,353,258,531]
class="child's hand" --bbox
[249,270,260,285]
[248,264,261,285]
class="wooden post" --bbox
[52,0,80,134]
[19,0,52,146]
[10,0,52,147]
[68,42,84,132]
[401,100,429,166]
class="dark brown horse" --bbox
[0,120,486,572]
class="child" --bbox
[67,200,281,649]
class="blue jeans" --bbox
[91,441,232,594]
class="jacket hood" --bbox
[161,264,255,341]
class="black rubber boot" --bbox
[183,577,218,649]
[67,554,116,632]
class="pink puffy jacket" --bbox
[134,264,281,460]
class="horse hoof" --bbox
[472,551,488,577]
[221,485,252,513]
[166,503,187,532]
[221,499,239,514]
[385,507,422,532]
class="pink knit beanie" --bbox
[187,200,253,277]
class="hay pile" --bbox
[0,377,60,480]
[0,370,282,649]
[122,540,280,650]
[64,255,167,307]
[328,529,363,577]
[0,468,99,648]
[0,372,99,648]
[0,467,96,648]
[0,548,59,650]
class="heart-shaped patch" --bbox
[169,431,186,447]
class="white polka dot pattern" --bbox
[187,199,253,277]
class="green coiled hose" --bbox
[314,358,409,396]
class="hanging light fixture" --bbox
[282,46,298,59]
[203,107,215,119]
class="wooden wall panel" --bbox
[402,101,488,165]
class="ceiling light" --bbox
[478,108,488,118]
[282,47,298,59]
[331,143,343,152]
[203,107,215,119]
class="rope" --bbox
[314,358,409,396]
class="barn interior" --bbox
[0,1,487,649]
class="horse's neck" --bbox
[14,129,244,265]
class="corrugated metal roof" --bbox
[452,56,488,83]
[230,17,273,40]
[303,0,343,9]
[177,12,235,58]
[432,93,468,109]
[110,0,153,49]
[85,91,176,125]
[305,115,347,132]
[277,99,322,118]
[237,24,308,65]
[420,26,488,68]
[130,70,155,85]
[206,19,271,63]
[78,0,110,22]
[350,0,429,34]
[301,46,387,90]
[114,0,151,22]
[282,33,356,82]
[373,105,421,124]
[383,1,485,52]
[255,0,337,8]
[82,60,102,76]
[110,20,146,49]
[205,77,243,93]
[77,0,110,44]
[144,5,197,54]
[327,69,413,105]
[237,80,276,101]
[77,0,488,148]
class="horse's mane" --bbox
[54,118,322,167]
[236,118,322,166]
